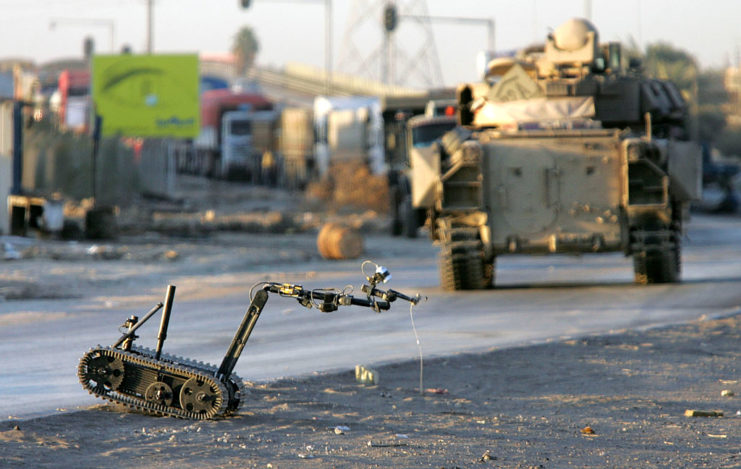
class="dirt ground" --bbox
[1,178,739,468]
[0,312,738,468]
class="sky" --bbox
[0,0,738,88]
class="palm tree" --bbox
[232,26,260,75]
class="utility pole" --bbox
[325,0,333,94]
[338,0,443,88]
[147,0,154,53]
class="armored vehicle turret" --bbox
[410,18,701,289]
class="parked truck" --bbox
[410,18,702,289]
[313,96,384,177]
[378,92,455,236]
[191,89,272,178]
[56,69,90,132]
[279,107,315,190]
[394,114,456,237]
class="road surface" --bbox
[1,214,740,420]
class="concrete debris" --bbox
[481,450,496,461]
[425,388,449,395]
[367,440,408,448]
[580,426,596,435]
[333,425,350,435]
[684,409,724,417]
[3,243,21,260]
[355,365,379,385]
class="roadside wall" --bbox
[22,126,140,206]
[0,155,9,234]
[0,101,13,234]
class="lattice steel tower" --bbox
[336,0,444,88]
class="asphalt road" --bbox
[2,214,741,420]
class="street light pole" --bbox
[402,15,495,53]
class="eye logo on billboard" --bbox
[92,54,200,138]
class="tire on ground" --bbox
[401,195,419,238]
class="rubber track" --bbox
[129,346,249,416]
[440,241,483,290]
[79,346,229,420]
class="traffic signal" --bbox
[383,3,398,33]
[83,36,95,59]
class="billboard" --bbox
[92,54,199,138]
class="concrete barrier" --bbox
[138,139,176,198]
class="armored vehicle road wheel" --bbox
[633,245,680,284]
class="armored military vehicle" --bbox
[409,18,701,289]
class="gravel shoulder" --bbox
[1,312,738,468]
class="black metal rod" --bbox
[217,289,269,380]
[11,101,23,195]
[91,115,102,204]
[112,302,164,348]
[154,285,176,360]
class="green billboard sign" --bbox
[92,54,199,138]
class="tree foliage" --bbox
[639,42,735,144]
[643,42,698,99]
[232,26,260,75]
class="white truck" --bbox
[313,96,385,177]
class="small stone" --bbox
[721,389,735,397]
[581,426,595,435]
